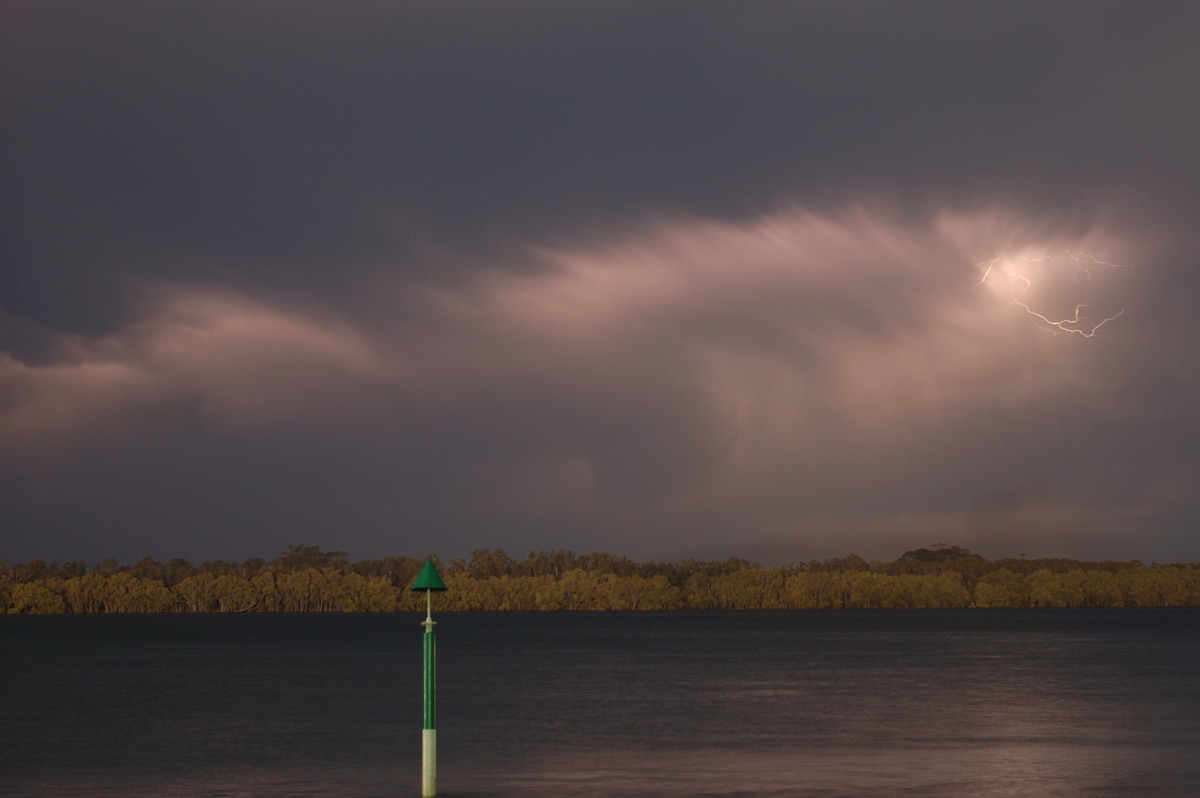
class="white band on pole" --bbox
[422,728,437,798]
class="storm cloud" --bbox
[3,2,1199,564]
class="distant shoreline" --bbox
[4,546,1198,613]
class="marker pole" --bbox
[421,589,437,798]
[410,559,447,798]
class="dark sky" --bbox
[4,1,1199,566]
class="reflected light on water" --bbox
[454,742,1188,798]
[3,611,1198,797]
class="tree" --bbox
[129,556,165,582]
[0,569,12,613]
[973,568,1027,608]
[467,548,515,579]
[11,559,53,582]
[61,560,89,579]
[824,553,872,573]
[556,569,607,611]
[175,573,219,612]
[99,572,176,613]
[1026,570,1069,607]
[928,571,972,608]
[707,568,785,610]
[63,573,108,613]
[210,573,257,612]
[9,580,66,614]
[239,558,267,579]
[613,574,683,610]
[1072,570,1123,608]
[92,557,122,575]
[252,572,284,612]
[337,573,398,612]
[163,558,195,586]
[781,571,841,609]
[272,545,348,573]
[899,544,974,563]
[521,549,577,578]
[576,551,637,576]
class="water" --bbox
[2,610,1198,797]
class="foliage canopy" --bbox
[2,545,1198,614]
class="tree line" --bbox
[2,544,1199,614]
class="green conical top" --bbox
[410,558,448,592]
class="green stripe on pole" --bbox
[421,612,438,797]
[423,625,436,730]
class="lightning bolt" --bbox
[973,250,1129,338]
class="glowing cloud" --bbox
[0,289,388,456]
[366,206,1142,525]
[0,204,1149,558]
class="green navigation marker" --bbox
[412,559,448,592]
[411,559,447,798]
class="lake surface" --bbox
[2,610,1198,797]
